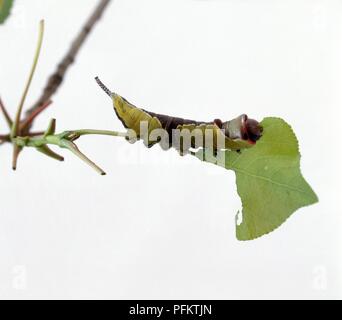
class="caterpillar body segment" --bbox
[95,77,263,154]
[112,93,163,147]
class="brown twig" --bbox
[27,131,45,137]
[23,0,111,130]
[21,100,52,134]
[0,96,13,128]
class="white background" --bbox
[0,0,341,299]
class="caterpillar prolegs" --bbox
[95,77,263,155]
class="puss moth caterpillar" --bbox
[95,77,262,155]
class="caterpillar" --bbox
[95,77,262,155]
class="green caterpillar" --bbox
[95,77,262,155]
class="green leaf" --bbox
[0,0,14,24]
[196,117,318,241]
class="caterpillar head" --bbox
[215,114,263,144]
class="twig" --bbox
[11,20,45,170]
[28,131,45,137]
[0,134,10,143]
[11,20,45,139]
[60,140,106,175]
[23,0,111,128]
[20,100,52,134]
[0,96,13,128]
[70,129,127,138]
[13,127,127,175]
[1,0,112,174]
[0,132,45,143]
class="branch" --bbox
[0,96,13,128]
[23,0,111,130]
[13,126,128,175]
[20,100,52,133]
[11,20,45,138]
[11,20,45,170]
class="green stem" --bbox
[13,128,128,175]
[71,129,128,138]
[11,20,45,139]
[16,129,128,147]
[60,140,106,176]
